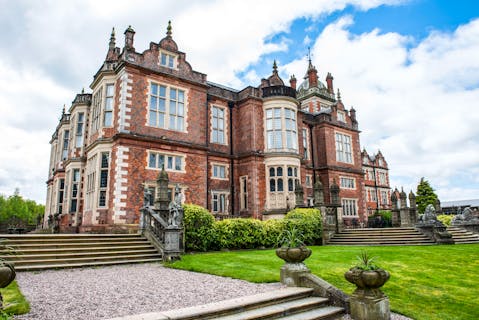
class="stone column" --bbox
[391,191,400,227]
[399,189,410,227]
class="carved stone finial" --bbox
[62,104,66,115]
[166,20,172,37]
[109,27,116,48]
[337,88,341,100]
[81,87,85,94]
[273,60,278,73]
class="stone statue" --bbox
[452,207,479,225]
[418,204,437,223]
[168,184,182,227]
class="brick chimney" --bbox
[124,25,135,51]
[326,72,334,94]
[289,74,297,90]
[307,60,318,88]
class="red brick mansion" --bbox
[44,23,391,232]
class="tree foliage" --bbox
[416,177,439,214]
[0,190,44,228]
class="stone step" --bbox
[4,240,150,250]
[3,237,146,245]
[0,233,163,270]
[14,257,163,271]
[9,253,162,267]
[214,297,329,319]
[447,227,479,244]
[0,248,158,261]
[331,235,431,240]
[280,306,345,320]
[107,288,321,320]
[328,241,435,246]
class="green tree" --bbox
[416,177,439,214]
[0,189,45,228]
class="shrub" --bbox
[284,208,322,245]
[261,218,285,248]
[214,218,264,249]
[437,214,453,226]
[182,204,216,251]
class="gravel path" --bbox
[14,263,283,320]
[14,263,412,320]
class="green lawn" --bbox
[0,280,30,317]
[168,245,479,320]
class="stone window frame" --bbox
[342,198,358,217]
[144,182,186,206]
[85,153,97,211]
[305,174,312,188]
[69,168,81,213]
[75,112,85,148]
[91,87,102,133]
[380,190,389,206]
[340,176,356,190]
[211,162,228,180]
[147,150,186,173]
[103,83,115,127]
[210,105,227,145]
[61,129,70,160]
[239,176,248,211]
[337,110,346,123]
[147,81,188,132]
[335,131,353,164]
[302,128,309,160]
[159,50,178,69]
[265,106,298,152]
[211,190,229,213]
[98,152,110,208]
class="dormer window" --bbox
[160,52,175,68]
[337,110,345,122]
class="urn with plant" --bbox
[344,251,390,296]
[275,226,312,263]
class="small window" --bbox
[213,164,226,179]
[161,52,175,68]
[340,177,355,189]
[337,111,346,122]
[148,152,184,172]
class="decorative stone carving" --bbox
[416,204,453,244]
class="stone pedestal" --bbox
[350,293,390,320]
[280,263,310,287]
[400,208,411,227]
[391,210,400,227]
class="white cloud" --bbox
[0,0,454,204]
[283,16,479,201]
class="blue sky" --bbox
[0,0,478,203]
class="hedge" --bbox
[182,204,322,251]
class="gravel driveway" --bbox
[14,262,412,320]
[14,263,283,320]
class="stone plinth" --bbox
[280,263,310,287]
[350,293,390,320]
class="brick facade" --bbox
[44,24,391,232]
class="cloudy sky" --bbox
[1,0,478,204]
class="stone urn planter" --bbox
[345,251,391,320]
[0,262,16,288]
[345,268,390,295]
[275,246,312,263]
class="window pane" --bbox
[288,179,294,192]
[100,170,108,188]
[158,155,165,169]
[178,90,184,102]
[159,86,166,97]
[277,178,283,191]
[269,167,275,177]
[171,88,177,100]
[167,156,173,169]
[149,111,157,126]
[175,156,182,170]
[151,84,158,95]
[270,179,276,192]
[277,167,283,176]
[150,96,157,110]
[104,111,112,126]
[105,97,113,110]
[149,153,156,168]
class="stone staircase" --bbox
[0,233,162,271]
[447,226,479,244]
[327,227,436,246]
[109,287,344,320]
